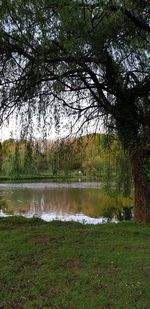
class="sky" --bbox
[0,121,16,141]
[0,115,83,142]
[0,109,73,141]
[0,106,103,142]
[0,121,66,142]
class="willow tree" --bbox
[0,0,150,222]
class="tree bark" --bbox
[129,150,150,223]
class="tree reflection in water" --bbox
[0,183,133,223]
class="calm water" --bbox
[0,182,132,224]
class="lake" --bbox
[0,182,132,224]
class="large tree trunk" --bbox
[129,150,150,223]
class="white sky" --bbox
[0,109,103,142]
[0,122,66,142]
[0,115,81,142]
[0,110,73,141]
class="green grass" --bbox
[0,174,99,182]
[0,217,150,309]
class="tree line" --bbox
[0,134,131,196]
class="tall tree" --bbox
[0,142,3,173]
[23,141,36,175]
[0,0,150,222]
[12,141,21,177]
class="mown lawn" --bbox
[0,217,150,309]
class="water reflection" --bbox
[0,183,133,224]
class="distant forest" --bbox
[0,134,131,196]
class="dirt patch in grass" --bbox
[101,304,113,309]
[0,226,18,231]
[63,260,82,272]
[48,287,65,298]
[33,235,52,243]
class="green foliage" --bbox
[23,141,37,175]
[1,139,15,177]
[0,142,3,173]
[50,146,60,176]
[12,142,22,177]
[0,1,149,149]
[0,135,132,196]
[1,0,150,222]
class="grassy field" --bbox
[0,217,150,309]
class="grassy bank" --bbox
[0,217,150,309]
[0,175,100,182]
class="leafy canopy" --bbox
[0,0,150,147]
